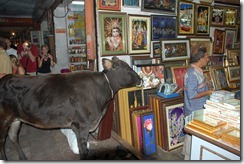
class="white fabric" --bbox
[6,48,17,57]
[60,128,79,154]
[181,134,191,160]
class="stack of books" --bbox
[203,90,240,129]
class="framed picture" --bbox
[226,49,239,65]
[98,0,121,11]
[151,15,177,41]
[178,1,195,35]
[227,66,240,82]
[210,6,225,26]
[212,29,225,54]
[224,7,237,27]
[203,69,216,90]
[189,37,212,56]
[141,110,157,156]
[123,0,139,6]
[141,0,177,15]
[213,66,228,90]
[171,66,189,89]
[235,24,240,43]
[128,15,151,55]
[99,12,127,56]
[152,42,161,58]
[135,64,165,89]
[165,103,185,151]
[161,38,190,62]
[195,4,210,35]
[225,29,236,49]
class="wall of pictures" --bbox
[96,0,240,90]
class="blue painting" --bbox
[123,0,139,6]
[166,103,185,150]
[141,111,157,156]
[151,15,177,41]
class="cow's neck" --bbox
[103,72,114,98]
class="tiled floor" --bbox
[4,123,184,161]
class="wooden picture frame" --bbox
[210,6,225,26]
[227,66,240,82]
[99,12,127,56]
[123,0,139,7]
[128,15,151,55]
[178,1,195,35]
[161,38,190,62]
[213,66,228,90]
[135,64,165,89]
[141,110,157,156]
[226,49,239,65]
[171,66,189,89]
[141,0,177,15]
[165,103,185,151]
[224,7,238,27]
[195,4,210,36]
[189,37,212,56]
[212,29,225,54]
[203,69,216,90]
[151,15,177,41]
[152,42,161,58]
[235,24,240,43]
[225,29,236,49]
[98,0,121,11]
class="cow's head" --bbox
[102,57,142,90]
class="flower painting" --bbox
[141,111,157,156]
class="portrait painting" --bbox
[141,111,157,156]
[152,42,161,58]
[171,66,189,89]
[128,15,151,54]
[210,6,225,26]
[99,12,127,56]
[178,2,195,35]
[161,38,190,61]
[214,67,228,90]
[212,29,225,54]
[225,29,236,49]
[165,103,185,150]
[151,15,177,41]
[203,69,216,90]
[195,4,210,35]
[98,0,121,11]
[142,0,177,15]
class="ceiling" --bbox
[0,0,64,38]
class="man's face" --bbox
[112,28,119,37]
[23,42,30,50]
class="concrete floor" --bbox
[4,123,184,161]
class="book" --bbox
[223,98,240,109]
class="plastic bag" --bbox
[60,128,79,154]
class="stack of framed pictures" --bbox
[149,94,185,151]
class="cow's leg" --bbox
[0,121,9,160]
[71,123,89,160]
[8,121,27,160]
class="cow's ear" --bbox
[112,56,119,61]
[102,58,113,70]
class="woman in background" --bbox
[9,54,25,75]
[38,45,55,75]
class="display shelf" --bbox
[66,5,86,71]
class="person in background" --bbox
[17,40,39,76]
[182,46,214,160]
[9,54,25,75]
[0,37,12,78]
[5,38,18,58]
[37,45,55,75]
[9,35,17,50]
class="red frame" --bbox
[98,0,121,11]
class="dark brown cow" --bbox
[0,57,142,160]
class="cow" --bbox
[0,56,142,160]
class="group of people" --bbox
[0,36,56,79]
